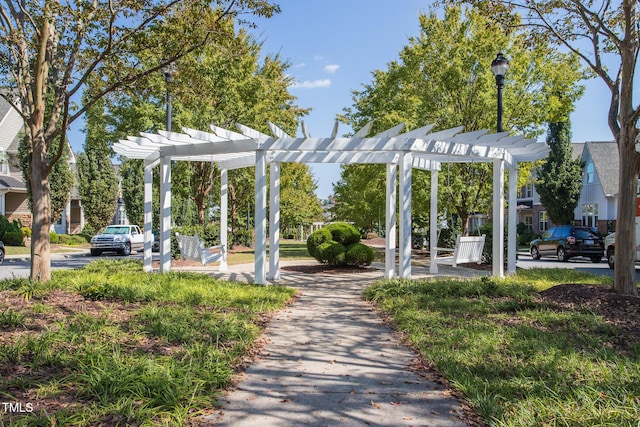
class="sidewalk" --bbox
[196,262,482,426]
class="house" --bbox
[517,141,618,235]
[0,97,84,234]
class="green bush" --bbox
[517,222,536,246]
[317,241,346,266]
[50,231,60,244]
[231,229,252,248]
[307,223,372,268]
[307,228,332,258]
[3,231,24,246]
[21,227,31,238]
[325,222,360,246]
[58,234,90,245]
[345,243,375,266]
[0,216,22,241]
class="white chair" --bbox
[433,234,486,267]
[175,233,226,267]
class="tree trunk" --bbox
[29,146,52,282]
[614,131,640,296]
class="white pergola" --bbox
[113,121,549,284]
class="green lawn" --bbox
[364,269,640,426]
[227,239,313,265]
[0,259,295,425]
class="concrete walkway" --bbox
[196,262,483,426]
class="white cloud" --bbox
[324,64,340,74]
[291,79,331,89]
[293,62,306,68]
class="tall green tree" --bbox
[0,0,279,282]
[535,121,583,225]
[280,163,323,231]
[339,5,585,235]
[76,97,119,232]
[457,0,640,297]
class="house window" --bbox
[582,203,599,228]
[0,149,8,175]
[539,211,549,232]
[525,183,533,198]
[585,162,595,184]
[524,215,533,231]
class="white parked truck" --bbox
[90,224,144,256]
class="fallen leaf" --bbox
[390,401,402,406]
[402,417,413,421]
[371,401,382,409]
[432,410,441,415]
[280,399,291,403]
[330,360,335,364]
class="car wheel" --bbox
[591,256,602,264]
[0,248,5,265]
[607,248,615,269]
[90,249,101,256]
[557,246,569,262]
[120,242,131,256]
[530,246,541,260]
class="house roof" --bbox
[583,141,618,196]
[0,174,26,190]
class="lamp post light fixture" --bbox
[490,52,509,133]
[162,62,177,132]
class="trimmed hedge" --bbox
[307,222,373,268]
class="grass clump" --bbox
[363,268,639,426]
[0,259,295,426]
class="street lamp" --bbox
[162,62,177,132]
[490,52,509,133]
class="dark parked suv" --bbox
[530,225,604,263]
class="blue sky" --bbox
[249,0,617,199]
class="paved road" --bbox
[0,251,155,280]
[516,251,640,280]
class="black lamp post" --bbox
[162,62,176,132]
[490,53,509,133]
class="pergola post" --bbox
[399,152,412,279]
[220,168,228,272]
[493,158,505,277]
[507,163,518,274]
[143,163,154,272]
[385,163,397,279]
[430,169,439,274]
[254,149,267,285]
[268,162,281,281]
[159,156,172,273]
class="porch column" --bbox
[430,169,439,274]
[493,158,505,277]
[507,163,518,274]
[220,168,228,272]
[254,149,267,285]
[159,156,172,273]
[268,162,281,280]
[385,163,397,279]
[143,162,154,272]
[399,152,412,279]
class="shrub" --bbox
[325,222,360,246]
[317,241,346,266]
[306,228,332,258]
[345,243,375,266]
[50,231,59,244]
[58,234,90,245]
[231,229,252,248]
[0,216,22,241]
[21,227,31,238]
[3,231,24,246]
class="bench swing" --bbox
[432,163,486,268]
[174,162,227,268]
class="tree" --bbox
[280,163,323,231]
[459,0,638,295]
[339,6,585,236]
[0,0,279,282]
[76,98,119,232]
[18,135,74,226]
[535,121,583,225]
